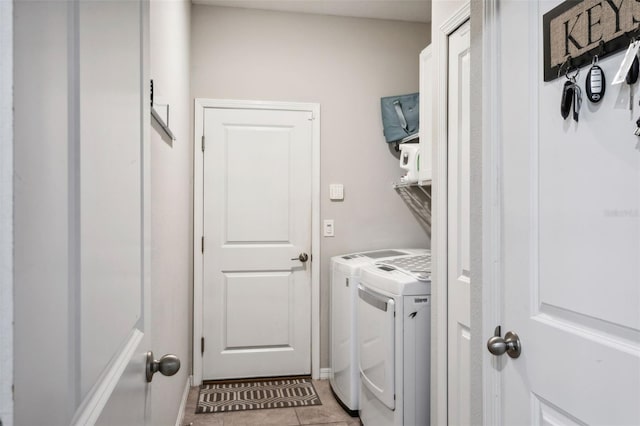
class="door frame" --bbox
[473,0,502,424]
[473,1,548,424]
[471,0,518,424]
[0,1,13,424]
[432,3,470,426]
[192,98,321,385]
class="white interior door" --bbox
[447,19,471,426]
[13,1,153,424]
[201,103,313,380]
[492,1,640,424]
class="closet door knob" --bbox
[291,253,309,262]
[146,351,180,382]
[486,326,521,359]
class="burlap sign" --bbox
[543,0,640,81]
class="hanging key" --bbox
[627,55,639,110]
[561,64,581,122]
[561,80,574,119]
[572,78,582,122]
[561,78,581,122]
[586,56,606,103]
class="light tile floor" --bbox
[181,379,362,426]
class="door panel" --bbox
[79,0,152,422]
[224,127,292,242]
[447,19,471,426]
[203,106,312,380]
[94,336,149,426]
[533,396,585,426]
[497,1,640,425]
[224,272,293,348]
[79,0,144,397]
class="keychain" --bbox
[561,66,581,122]
[627,55,639,111]
[634,98,640,136]
[586,56,605,103]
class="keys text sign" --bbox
[544,0,640,81]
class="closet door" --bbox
[492,2,640,424]
[13,1,153,424]
[446,19,471,426]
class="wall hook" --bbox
[558,56,574,79]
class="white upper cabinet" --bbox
[419,45,433,184]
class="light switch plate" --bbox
[329,184,344,200]
[323,219,335,237]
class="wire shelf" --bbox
[393,182,432,234]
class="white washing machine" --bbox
[330,248,428,414]
[357,254,431,426]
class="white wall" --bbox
[191,5,431,368]
[150,0,193,424]
[0,1,12,425]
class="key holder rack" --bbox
[543,0,640,82]
[556,41,605,81]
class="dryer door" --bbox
[357,285,395,410]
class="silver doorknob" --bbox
[146,351,180,382]
[487,326,521,358]
[291,253,309,262]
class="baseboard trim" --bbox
[175,375,192,426]
[319,368,331,380]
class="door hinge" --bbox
[201,337,205,355]
[201,236,204,253]
[201,135,205,152]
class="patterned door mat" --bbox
[196,377,322,414]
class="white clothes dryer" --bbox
[357,254,431,426]
[330,248,428,414]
